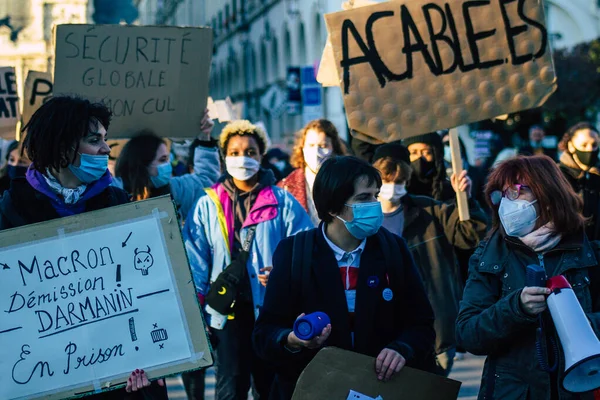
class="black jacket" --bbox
[456,229,600,399]
[401,195,488,355]
[0,177,129,229]
[559,154,600,241]
[253,226,436,399]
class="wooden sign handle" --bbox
[449,128,470,221]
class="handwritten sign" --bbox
[324,0,557,143]
[22,71,53,129]
[0,67,20,140]
[0,196,212,400]
[53,24,213,139]
[293,347,460,400]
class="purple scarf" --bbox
[26,167,113,217]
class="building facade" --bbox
[138,0,600,146]
[0,0,91,96]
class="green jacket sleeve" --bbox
[455,243,537,356]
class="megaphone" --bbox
[546,275,600,392]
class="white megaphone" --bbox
[546,275,600,392]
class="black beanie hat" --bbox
[401,132,443,149]
[372,142,410,165]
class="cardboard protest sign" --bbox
[53,24,213,139]
[324,0,557,143]
[292,347,461,400]
[0,67,20,140]
[22,71,53,128]
[0,196,212,400]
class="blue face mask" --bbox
[150,162,172,188]
[337,201,383,240]
[68,153,108,184]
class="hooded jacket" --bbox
[456,229,600,400]
[183,170,313,329]
[559,151,600,241]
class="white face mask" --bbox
[499,197,539,237]
[225,156,260,181]
[379,183,407,203]
[304,147,332,173]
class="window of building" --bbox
[225,5,230,29]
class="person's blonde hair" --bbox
[219,120,268,155]
[290,119,347,169]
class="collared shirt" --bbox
[322,224,366,312]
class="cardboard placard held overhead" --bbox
[292,347,461,400]
[22,71,53,130]
[324,0,557,143]
[0,196,212,400]
[0,67,20,140]
[53,24,213,139]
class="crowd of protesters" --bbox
[1,95,600,400]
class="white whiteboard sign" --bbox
[0,203,202,399]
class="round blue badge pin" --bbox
[367,276,380,288]
[382,288,394,302]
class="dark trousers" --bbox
[212,302,274,400]
[182,368,206,400]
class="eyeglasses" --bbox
[490,184,531,205]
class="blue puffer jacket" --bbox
[183,179,312,329]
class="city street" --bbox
[166,354,485,399]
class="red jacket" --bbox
[277,168,308,212]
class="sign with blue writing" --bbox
[0,196,212,400]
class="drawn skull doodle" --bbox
[134,246,154,276]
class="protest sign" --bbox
[53,24,213,139]
[324,0,557,143]
[0,196,212,400]
[22,71,53,129]
[0,67,20,140]
[293,347,460,400]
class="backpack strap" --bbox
[378,229,401,286]
[292,229,316,301]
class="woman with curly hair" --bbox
[278,119,347,226]
[184,120,312,399]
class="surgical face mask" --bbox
[379,183,407,203]
[304,147,332,173]
[499,197,538,237]
[337,201,383,240]
[7,165,27,180]
[273,160,286,172]
[68,153,109,184]
[574,148,599,168]
[150,162,172,188]
[225,156,260,181]
[443,145,452,163]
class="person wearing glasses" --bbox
[456,155,600,399]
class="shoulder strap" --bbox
[292,229,315,300]
[205,187,231,257]
[242,225,257,252]
[378,229,402,285]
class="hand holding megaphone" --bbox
[520,286,552,316]
[286,312,332,350]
